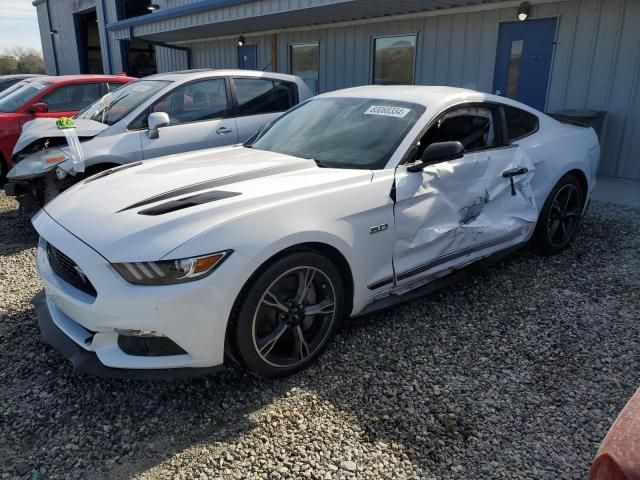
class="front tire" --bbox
[533,174,584,254]
[230,251,344,378]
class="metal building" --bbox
[34,0,640,180]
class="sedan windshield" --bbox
[0,80,34,101]
[75,79,170,125]
[247,97,425,169]
[0,80,51,113]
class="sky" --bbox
[0,1,43,54]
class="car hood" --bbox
[41,146,373,262]
[13,118,107,155]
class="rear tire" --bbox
[533,174,584,254]
[230,251,344,378]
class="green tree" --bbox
[2,48,45,74]
[0,55,18,74]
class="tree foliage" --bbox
[0,48,45,75]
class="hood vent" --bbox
[137,190,240,216]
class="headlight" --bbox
[112,251,232,285]
[7,148,69,180]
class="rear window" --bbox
[504,105,539,141]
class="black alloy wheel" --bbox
[231,251,344,377]
[533,174,584,254]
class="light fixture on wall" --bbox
[517,2,531,21]
[147,3,160,12]
[238,35,246,47]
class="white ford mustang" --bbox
[32,86,600,378]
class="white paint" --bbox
[32,85,599,374]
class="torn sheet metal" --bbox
[392,146,537,288]
[12,118,108,156]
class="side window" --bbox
[416,106,499,160]
[503,105,538,141]
[148,78,228,126]
[234,78,296,116]
[40,83,103,112]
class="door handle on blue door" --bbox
[216,126,233,135]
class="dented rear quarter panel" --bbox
[520,114,599,209]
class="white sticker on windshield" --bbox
[364,105,411,118]
[32,82,47,90]
[131,84,150,92]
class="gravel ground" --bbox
[0,191,638,480]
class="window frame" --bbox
[39,82,105,113]
[371,33,418,86]
[127,76,233,131]
[229,76,299,118]
[288,41,320,94]
[400,101,513,166]
[501,104,540,142]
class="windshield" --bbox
[0,80,51,113]
[75,79,170,125]
[247,97,425,169]
[0,80,33,101]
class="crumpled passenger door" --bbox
[392,146,538,290]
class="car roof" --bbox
[0,74,44,81]
[144,69,303,83]
[39,74,136,84]
[318,85,539,114]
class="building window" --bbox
[372,34,417,85]
[290,43,319,94]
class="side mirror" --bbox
[30,102,48,114]
[407,141,465,172]
[147,112,170,139]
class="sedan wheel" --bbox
[547,183,581,248]
[533,174,584,254]
[231,252,344,377]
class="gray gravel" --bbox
[0,191,638,480]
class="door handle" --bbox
[216,126,233,135]
[502,167,529,196]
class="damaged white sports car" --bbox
[33,86,600,378]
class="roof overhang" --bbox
[108,0,515,43]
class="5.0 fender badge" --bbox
[369,224,388,234]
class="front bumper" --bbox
[33,291,223,379]
[32,209,256,378]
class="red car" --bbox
[0,74,135,183]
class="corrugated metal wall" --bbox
[36,2,57,75]
[195,0,640,179]
[36,0,125,75]
[37,0,640,178]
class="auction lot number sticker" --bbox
[364,105,411,118]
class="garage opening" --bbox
[117,0,158,77]
[74,8,103,74]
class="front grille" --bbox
[47,243,97,297]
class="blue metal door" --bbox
[493,18,557,111]
[237,45,257,70]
